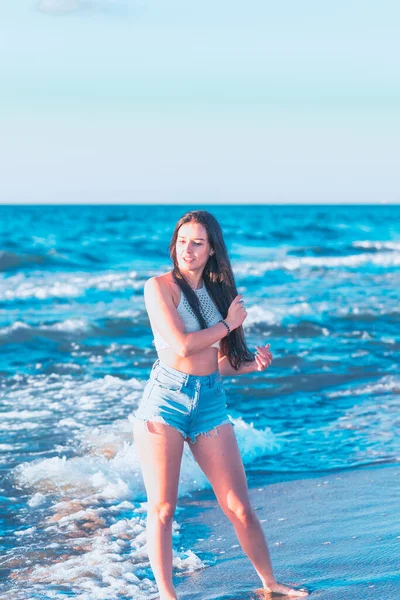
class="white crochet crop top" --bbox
[152,283,224,351]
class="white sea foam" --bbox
[11,416,276,597]
[42,318,91,333]
[7,372,279,599]
[14,527,37,536]
[236,297,400,328]
[337,303,400,318]
[244,301,326,326]
[28,492,47,507]
[0,270,142,301]
[234,250,400,277]
[2,247,399,304]
[0,422,41,431]
[326,374,400,398]
[229,416,280,461]
[16,415,278,500]
[26,515,161,599]
[0,321,30,336]
[1,410,52,420]
[353,240,400,251]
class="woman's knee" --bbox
[224,501,257,526]
[148,501,176,525]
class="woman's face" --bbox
[176,222,213,273]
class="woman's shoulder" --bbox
[145,271,175,288]
[144,272,180,306]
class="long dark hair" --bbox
[169,210,254,371]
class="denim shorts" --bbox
[133,358,235,444]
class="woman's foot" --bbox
[260,581,309,596]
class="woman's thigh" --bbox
[188,423,251,513]
[133,419,185,505]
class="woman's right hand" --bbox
[226,294,247,331]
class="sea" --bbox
[0,204,399,599]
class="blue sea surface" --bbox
[0,204,399,599]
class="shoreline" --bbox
[176,463,400,599]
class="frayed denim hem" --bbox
[132,414,235,444]
[188,419,235,444]
[133,414,187,440]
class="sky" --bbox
[0,1,399,204]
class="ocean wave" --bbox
[234,250,400,276]
[3,371,279,471]
[6,372,278,600]
[337,307,400,323]
[352,240,400,252]
[0,317,148,349]
[2,251,399,307]
[0,269,142,301]
[3,372,199,597]
[0,373,144,444]
[245,299,400,329]
[14,416,278,500]
[326,374,400,398]
[0,317,90,335]
[2,298,396,352]
[0,249,67,272]
[0,422,41,431]
[325,377,400,466]
[0,318,93,346]
[10,416,277,598]
[0,250,52,271]
[244,301,331,327]
[244,313,329,340]
[1,409,52,420]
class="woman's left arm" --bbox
[218,343,273,376]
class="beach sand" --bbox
[176,465,400,600]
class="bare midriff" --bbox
[157,345,219,376]
[152,277,220,376]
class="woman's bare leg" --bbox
[188,424,308,597]
[133,420,185,600]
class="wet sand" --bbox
[176,465,400,599]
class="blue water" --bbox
[1,204,399,599]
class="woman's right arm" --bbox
[144,277,244,357]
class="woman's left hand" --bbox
[254,343,273,372]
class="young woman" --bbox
[133,210,309,599]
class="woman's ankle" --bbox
[158,586,177,600]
